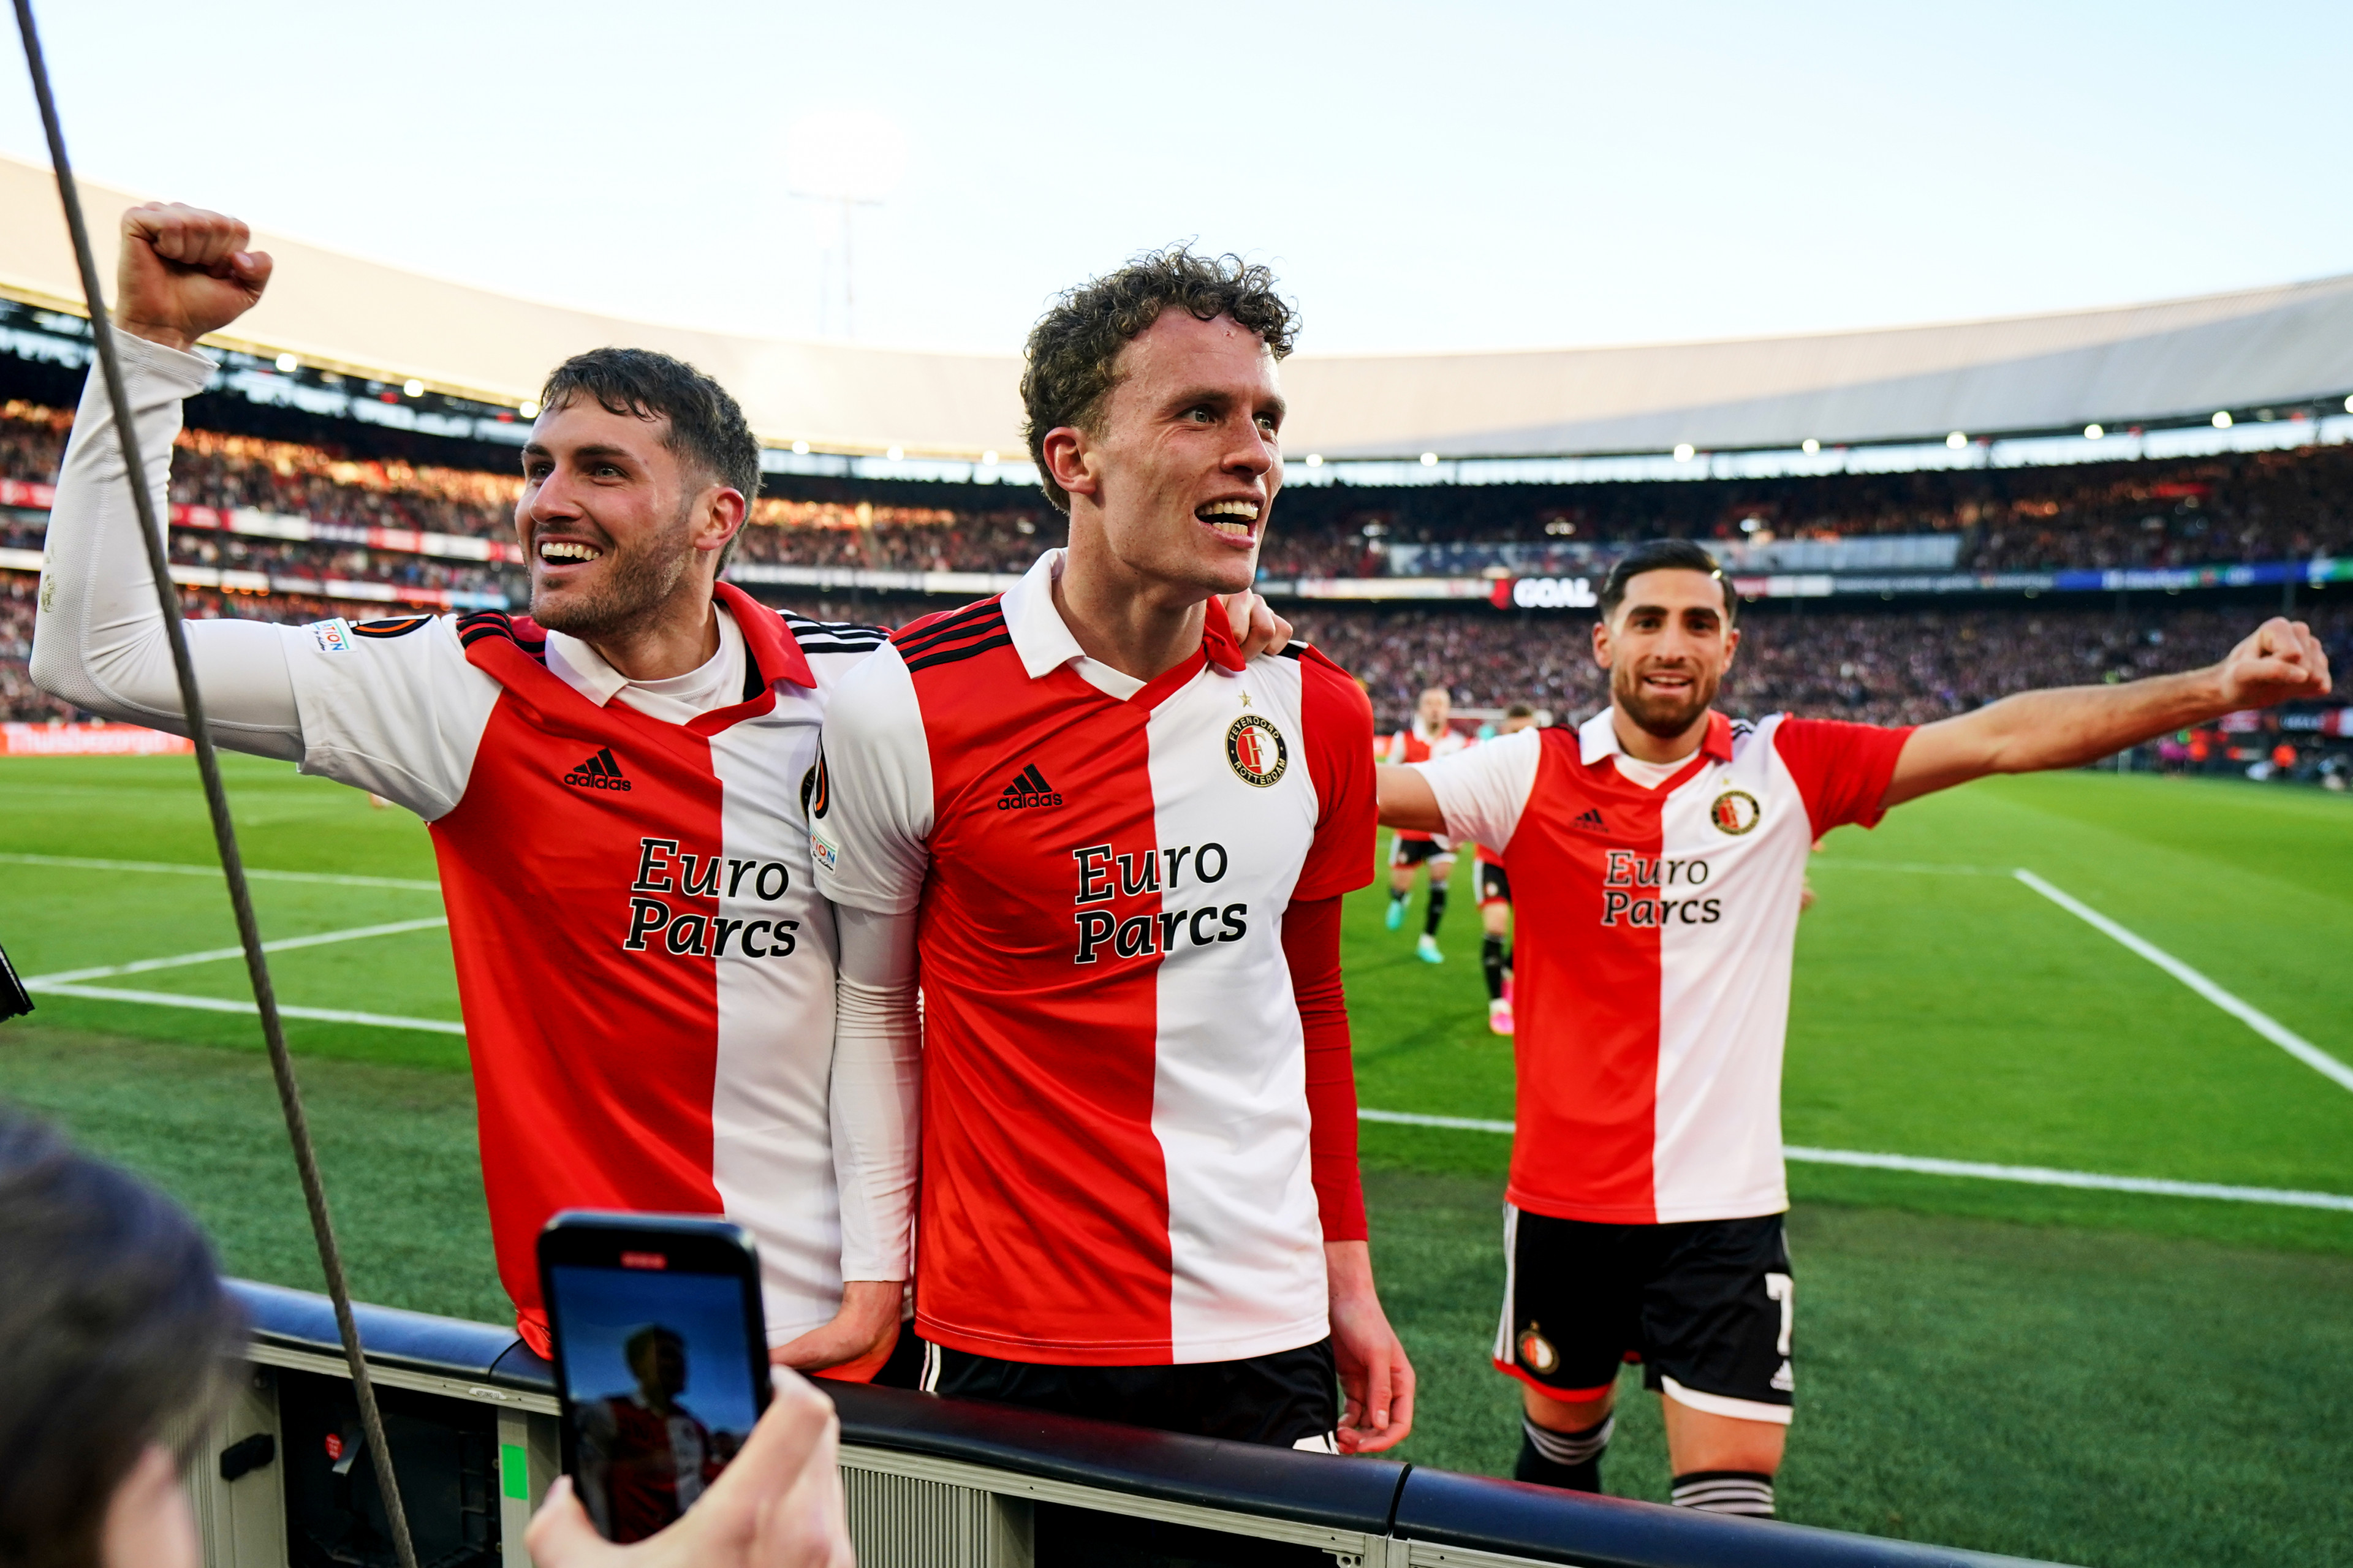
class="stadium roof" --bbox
[8,150,2353,465]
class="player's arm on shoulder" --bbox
[1216,590,1291,659]
[808,645,934,917]
[784,903,918,1379]
[1884,616,2333,808]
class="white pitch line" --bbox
[1809,860,2007,876]
[23,983,465,1036]
[1355,1109,2353,1213]
[26,917,450,985]
[2012,868,2353,1095]
[0,852,439,892]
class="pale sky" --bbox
[6,1,2351,357]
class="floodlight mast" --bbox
[790,187,884,336]
[8,6,420,1566]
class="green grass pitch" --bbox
[2,755,2349,1566]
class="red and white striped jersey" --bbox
[813,550,1376,1366]
[278,588,900,1354]
[1415,710,1910,1224]
[33,343,911,1360]
[1388,724,1466,846]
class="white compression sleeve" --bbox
[830,902,920,1283]
[29,339,303,760]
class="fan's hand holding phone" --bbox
[539,1212,775,1544]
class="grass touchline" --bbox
[26,917,452,986]
[2012,866,2353,1094]
[1355,1109,2353,1213]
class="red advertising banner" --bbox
[1,722,194,756]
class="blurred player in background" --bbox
[814,248,1413,1453]
[1378,537,2332,1517]
[1384,684,1466,961]
[1474,702,1540,1034]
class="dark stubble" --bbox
[530,498,698,640]
[1611,654,1721,740]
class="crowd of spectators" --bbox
[12,401,2353,592]
[7,400,2353,735]
[1286,600,2353,732]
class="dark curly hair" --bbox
[540,347,763,567]
[1020,246,1300,513]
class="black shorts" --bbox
[1493,1207,1794,1424]
[919,1338,1339,1450]
[1389,835,1456,869]
[1478,861,1512,906]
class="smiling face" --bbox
[1593,568,1741,740]
[1050,308,1285,599]
[518,398,741,639]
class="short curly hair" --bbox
[1020,246,1300,513]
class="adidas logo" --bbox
[564,747,633,793]
[1572,808,1606,833]
[995,763,1062,811]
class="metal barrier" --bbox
[189,1279,2055,1568]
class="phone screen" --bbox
[544,1246,769,1542]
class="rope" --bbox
[8,7,420,1564]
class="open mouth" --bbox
[537,540,604,566]
[1196,499,1261,539]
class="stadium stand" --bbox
[5,391,2352,753]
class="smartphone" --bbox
[538,1211,773,1543]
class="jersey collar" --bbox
[540,585,813,710]
[1000,548,1243,694]
[1578,707,1733,767]
[716,581,814,691]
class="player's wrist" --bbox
[111,313,203,354]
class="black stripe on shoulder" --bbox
[1276,643,1306,661]
[893,598,1006,656]
[781,610,887,646]
[456,610,513,645]
[351,616,433,640]
[902,632,1014,673]
[1730,718,1756,736]
[455,610,547,664]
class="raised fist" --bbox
[114,202,272,352]
[2215,616,2333,710]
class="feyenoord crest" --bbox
[1226,714,1289,787]
[1518,1324,1559,1376]
[1710,787,1762,835]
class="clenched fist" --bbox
[2215,616,2333,710]
[114,202,272,353]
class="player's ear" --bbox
[698,484,748,553]
[1040,426,1099,502]
[1591,616,1614,669]
[1721,622,1741,668]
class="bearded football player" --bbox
[1378,537,2331,1515]
[814,249,1414,1452]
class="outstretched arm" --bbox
[1885,616,2333,808]
[1375,763,1445,831]
[29,203,301,755]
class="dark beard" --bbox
[1612,660,1718,739]
[530,515,696,639]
